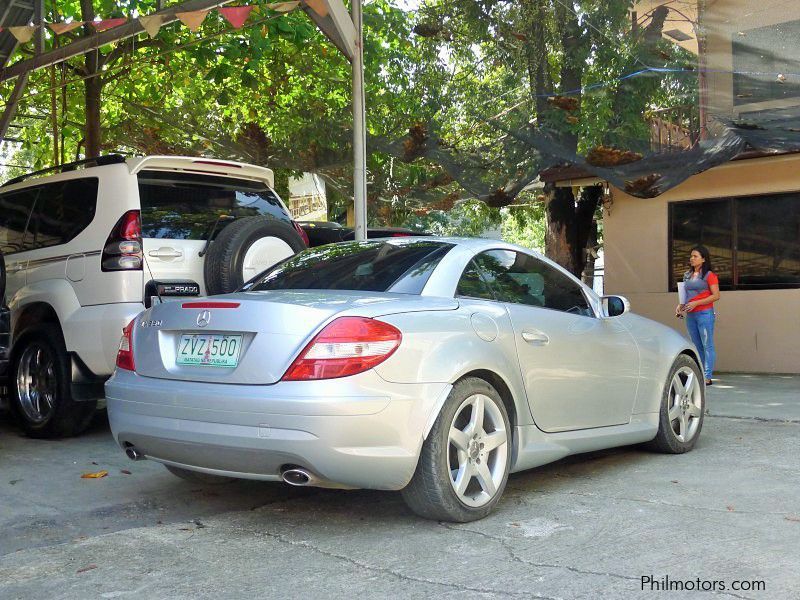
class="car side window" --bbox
[0,188,38,254]
[26,179,99,250]
[474,250,594,316]
[456,259,496,300]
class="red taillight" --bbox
[282,317,402,381]
[102,210,143,272]
[292,221,309,247]
[116,319,136,371]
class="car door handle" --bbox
[6,264,25,273]
[521,331,550,345]
[148,249,183,258]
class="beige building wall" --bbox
[603,154,800,374]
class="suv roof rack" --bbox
[1,154,127,188]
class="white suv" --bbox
[0,155,307,437]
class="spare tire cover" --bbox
[203,216,306,295]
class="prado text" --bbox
[641,575,766,593]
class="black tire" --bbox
[645,354,705,454]
[203,216,306,295]
[0,250,6,302]
[402,377,512,522]
[10,324,97,438]
[165,464,236,484]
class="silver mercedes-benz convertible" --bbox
[106,237,705,522]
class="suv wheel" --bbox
[203,216,306,295]
[11,324,96,438]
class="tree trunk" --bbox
[536,2,590,272]
[545,184,579,274]
[606,5,670,144]
[49,65,59,165]
[553,0,584,154]
[522,0,551,118]
[576,186,602,283]
[544,184,603,278]
[84,76,102,158]
[81,0,102,158]
[582,212,599,287]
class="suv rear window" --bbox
[245,240,453,294]
[138,171,289,240]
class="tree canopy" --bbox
[1,0,701,273]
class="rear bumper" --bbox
[105,369,449,490]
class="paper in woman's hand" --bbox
[678,282,688,305]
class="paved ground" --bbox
[0,374,798,599]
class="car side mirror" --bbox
[601,295,630,318]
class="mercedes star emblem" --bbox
[196,310,212,328]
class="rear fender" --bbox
[374,306,533,427]
[620,313,701,414]
[10,280,80,341]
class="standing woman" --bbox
[676,245,721,385]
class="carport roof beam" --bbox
[0,0,236,83]
[300,0,364,241]
[0,72,29,140]
[301,0,356,61]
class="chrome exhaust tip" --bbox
[281,468,313,486]
[125,446,145,461]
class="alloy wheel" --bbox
[668,366,703,443]
[447,393,508,507]
[16,344,57,424]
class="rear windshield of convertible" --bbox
[244,240,453,294]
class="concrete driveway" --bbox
[1,374,798,599]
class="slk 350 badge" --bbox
[140,319,163,328]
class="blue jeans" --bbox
[685,310,716,380]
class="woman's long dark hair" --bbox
[690,244,713,277]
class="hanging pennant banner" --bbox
[138,14,166,38]
[176,10,210,32]
[9,25,36,44]
[304,0,329,18]
[267,2,301,13]
[92,18,128,32]
[48,21,84,35]
[218,6,255,29]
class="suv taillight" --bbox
[102,210,143,271]
[282,317,401,381]
[116,319,135,371]
[292,220,309,247]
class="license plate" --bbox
[177,334,243,368]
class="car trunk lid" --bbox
[132,290,457,384]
